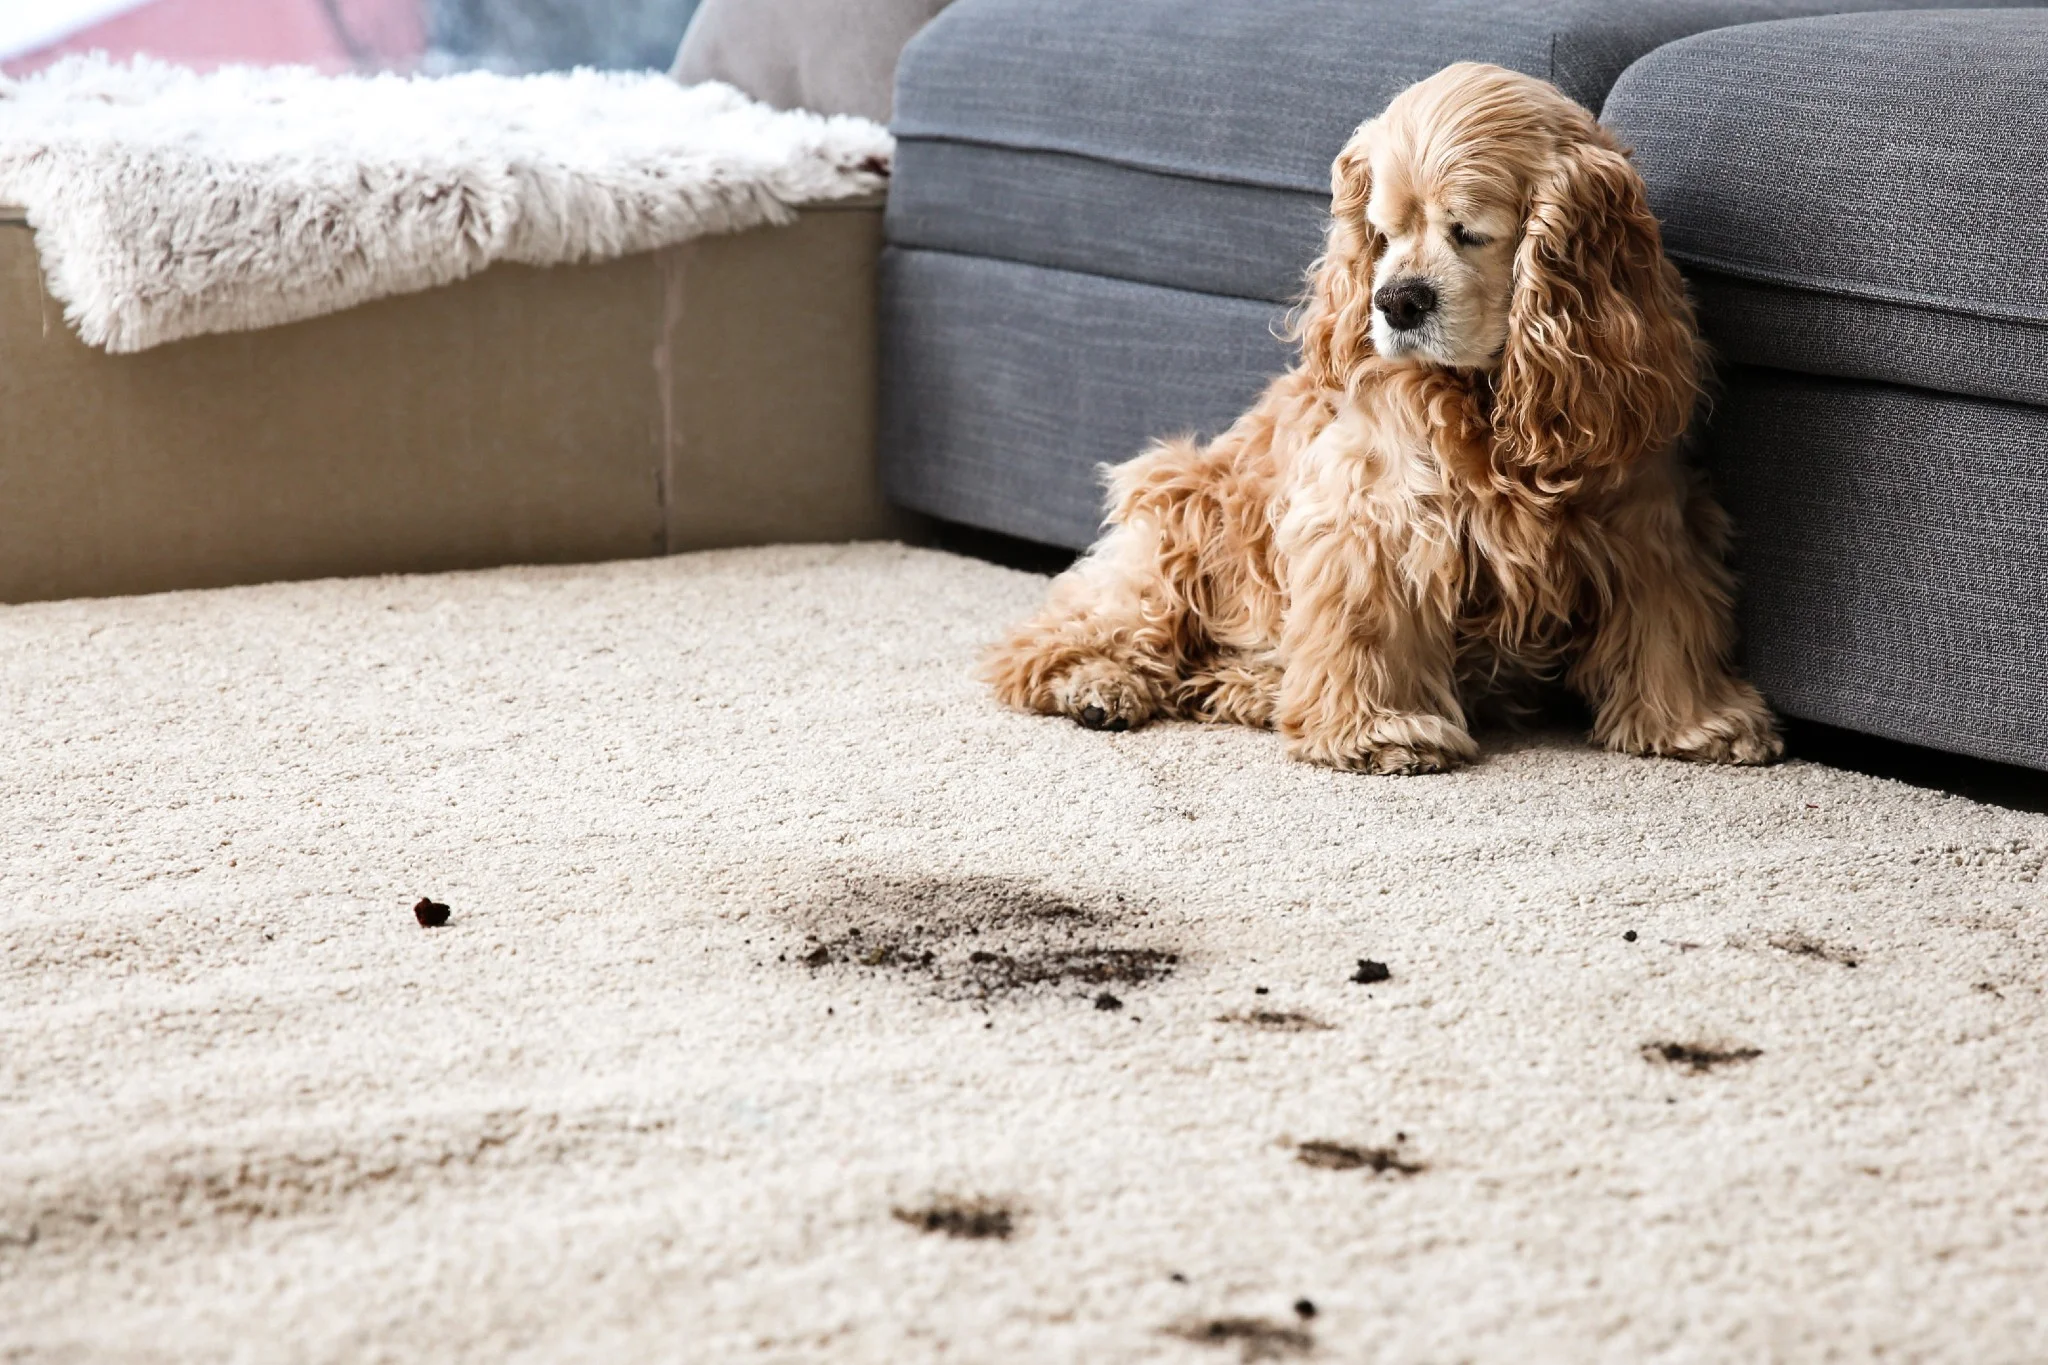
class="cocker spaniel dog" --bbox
[983,62,1781,774]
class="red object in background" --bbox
[4,0,427,76]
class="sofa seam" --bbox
[1671,254,2048,331]
[883,241,1300,311]
[1719,360,2048,419]
[889,128,1330,199]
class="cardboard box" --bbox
[0,201,906,603]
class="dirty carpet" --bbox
[3,543,2044,1361]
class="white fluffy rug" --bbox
[5,544,2046,1362]
[0,58,890,352]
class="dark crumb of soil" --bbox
[1217,1010,1333,1033]
[1095,991,1123,1011]
[1623,930,1638,942]
[893,1198,1014,1241]
[1170,1272,1188,1284]
[801,944,832,968]
[412,898,450,928]
[1643,1040,1763,1073]
[1293,1299,1317,1320]
[1294,1139,1425,1175]
[1255,986,1269,995]
[1768,932,1859,968]
[1169,1316,1315,1361]
[1350,959,1391,985]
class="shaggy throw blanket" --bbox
[0,57,891,353]
[5,544,2047,1361]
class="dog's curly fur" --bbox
[983,63,1781,774]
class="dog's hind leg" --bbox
[980,519,1190,731]
[982,435,1264,732]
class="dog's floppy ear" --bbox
[1491,129,1700,483]
[1294,128,1388,393]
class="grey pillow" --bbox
[671,0,952,122]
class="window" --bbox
[1,0,701,76]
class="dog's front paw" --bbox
[1285,710,1477,775]
[982,633,1160,731]
[1601,685,1783,766]
[1047,657,1159,733]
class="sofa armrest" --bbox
[672,0,952,121]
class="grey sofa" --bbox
[877,0,2048,771]
[1607,11,2048,770]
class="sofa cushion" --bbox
[887,0,2039,305]
[1606,10,2048,408]
[1704,368,2048,771]
[880,247,1287,547]
[673,0,952,121]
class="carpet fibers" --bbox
[4,544,2045,1361]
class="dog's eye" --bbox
[1449,222,1489,248]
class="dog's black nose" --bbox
[1374,278,1438,332]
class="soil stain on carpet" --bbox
[786,873,1179,1003]
[1294,1139,1424,1175]
[1643,1040,1763,1073]
[1218,1010,1332,1032]
[1766,931,1861,968]
[1169,1315,1315,1361]
[892,1198,1015,1241]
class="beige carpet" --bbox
[4,543,2045,1362]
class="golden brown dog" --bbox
[983,62,1781,774]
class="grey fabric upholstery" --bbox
[881,248,1288,548]
[888,0,2039,303]
[672,0,950,121]
[1607,10,2048,404]
[886,141,1325,305]
[1690,274,2048,411]
[896,0,2034,193]
[1704,370,2048,771]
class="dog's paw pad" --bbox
[1287,713,1475,775]
[1674,722,1783,766]
[1623,699,1783,767]
[1076,704,1131,733]
[1052,660,1153,733]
